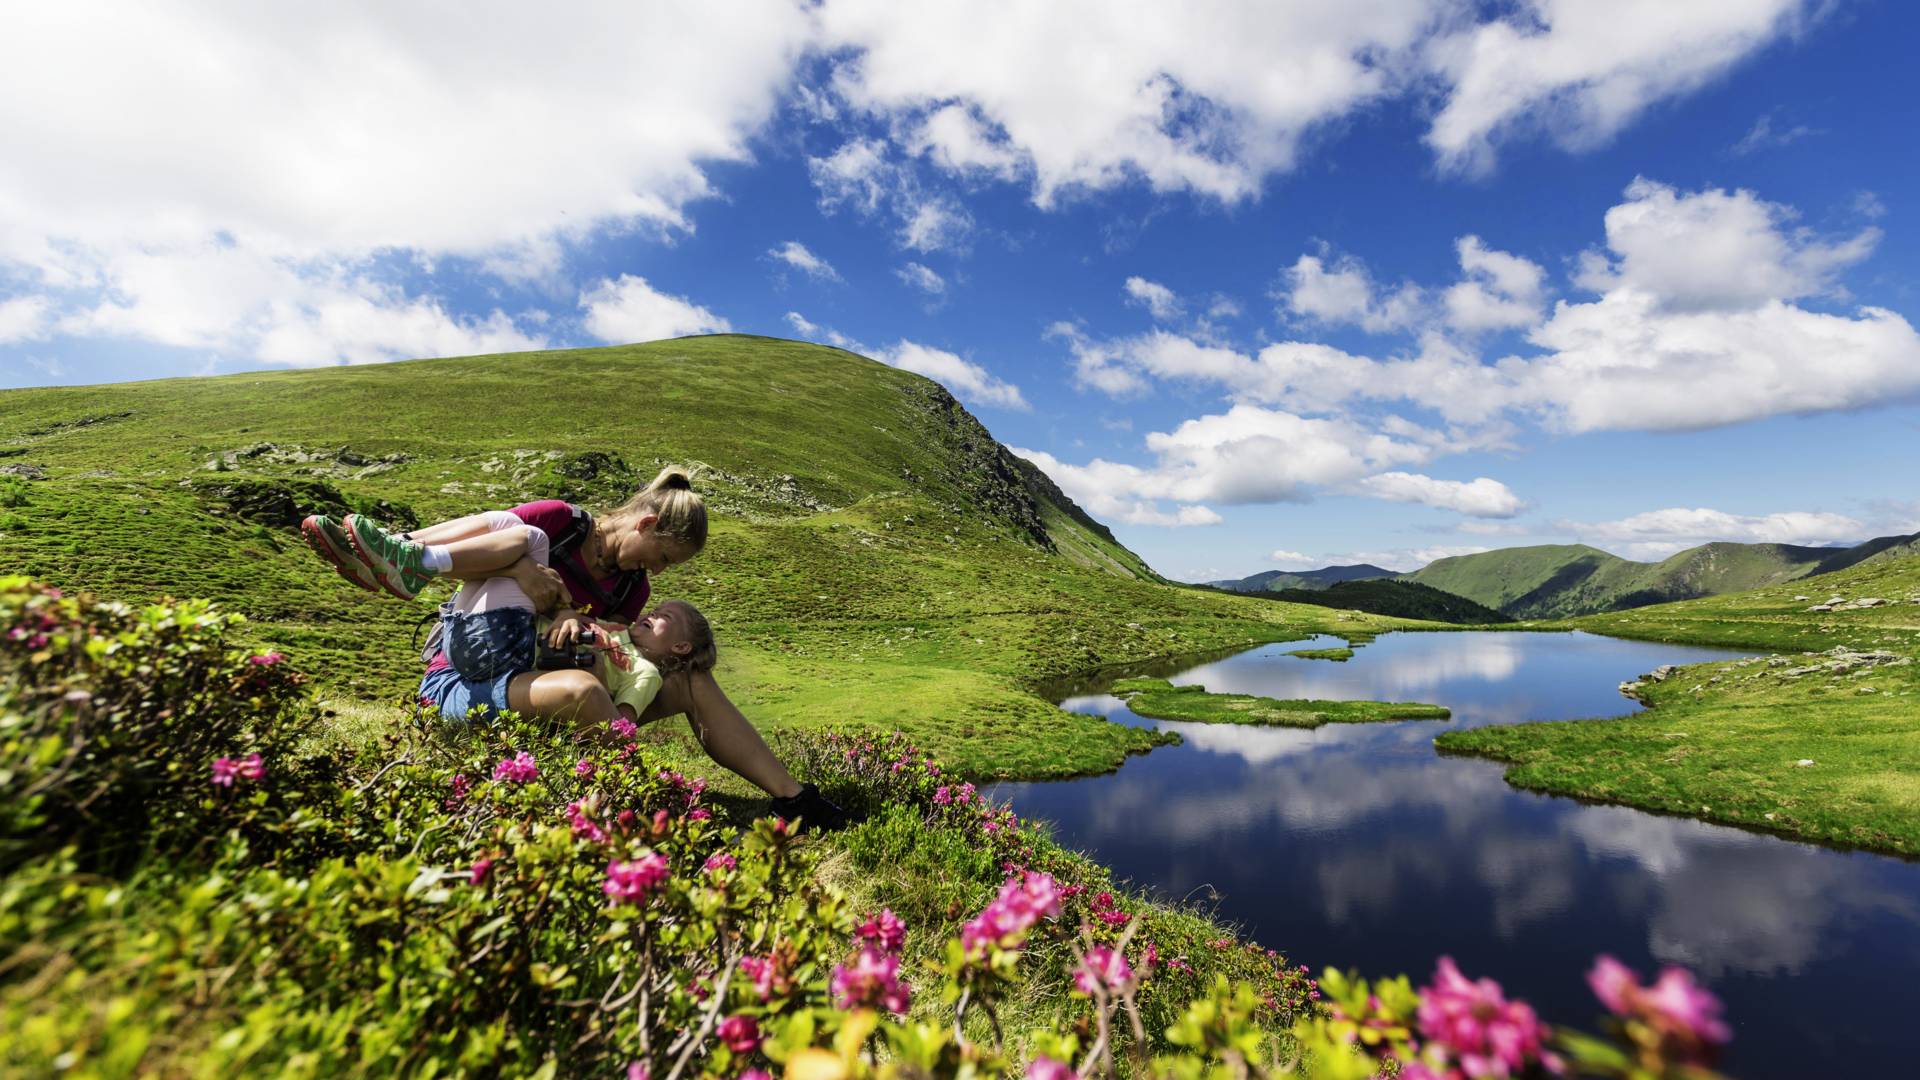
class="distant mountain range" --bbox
[1207,532,1920,620]
[1207,563,1393,593]
[1268,579,1507,624]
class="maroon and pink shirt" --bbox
[423,499,650,674]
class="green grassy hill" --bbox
[1269,579,1509,624]
[0,334,1408,778]
[1404,535,1920,619]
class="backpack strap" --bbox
[546,505,641,619]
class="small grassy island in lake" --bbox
[1111,675,1450,727]
[1286,646,1355,661]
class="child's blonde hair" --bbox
[612,466,708,550]
[655,599,717,676]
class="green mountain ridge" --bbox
[1404,535,1920,619]
[1206,562,1394,593]
[1268,578,1509,624]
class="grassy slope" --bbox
[1112,677,1449,727]
[0,335,1419,780]
[1436,554,1920,854]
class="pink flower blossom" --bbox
[210,757,238,786]
[248,651,284,666]
[857,908,907,953]
[492,751,538,783]
[603,852,669,904]
[575,758,596,778]
[469,858,494,884]
[450,773,470,800]
[1587,955,1730,1060]
[960,871,1061,958]
[1074,945,1136,996]
[933,785,952,806]
[739,1072,772,1080]
[1417,957,1560,1078]
[738,955,779,1001]
[566,800,607,843]
[830,944,912,1014]
[716,1013,760,1054]
[626,1063,650,1080]
[1027,1058,1075,1080]
[1096,910,1131,927]
[703,852,736,874]
[609,716,638,739]
[237,753,264,781]
[688,808,711,821]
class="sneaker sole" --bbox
[344,514,428,601]
[302,516,380,594]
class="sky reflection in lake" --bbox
[995,632,1920,1075]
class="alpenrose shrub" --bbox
[0,578,1740,1078]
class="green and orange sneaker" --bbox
[301,514,379,593]
[345,513,435,600]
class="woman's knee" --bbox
[509,668,607,716]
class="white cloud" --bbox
[817,0,1440,205]
[1282,253,1423,333]
[1732,112,1817,155]
[1424,0,1817,174]
[896,262,947,295]
[1123,277,1184,322]
[910,104,1022,179]
[1323,545,1491,573]
[1357,472,1524,518]
[809,138,895,216]
[56,244,546,366]
[1442,235,1546,332]
[1562,507,1867,551]
[768,241,841,282]
[1578,178,1878,312]
[1012,449,1221,527]
[783,310,863,352]
[875,341,1027,410]
[1070,181,1920,434]
[1207,295,1243,320]
[1269,549,1316,568]
[579,275,730,344]
[0,296,51,344]
[900,198,972,253]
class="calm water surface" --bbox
[994,632,1920,1075]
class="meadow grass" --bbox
[1437,554,1920,854]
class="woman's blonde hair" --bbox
[612,465,708,550]
[656,600,717,676]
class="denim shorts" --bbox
[442,605,537,681]
[418,662,517,724]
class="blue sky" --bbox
[3,1,1917,580]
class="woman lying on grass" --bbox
[302,466,846,828]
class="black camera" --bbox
[535,623,599,671]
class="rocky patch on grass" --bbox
[188,476,418,531]
[202,442,411,479]
[1803,595,1895,612]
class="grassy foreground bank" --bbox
[1437,553,1920,855]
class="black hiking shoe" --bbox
[769,783,851,832]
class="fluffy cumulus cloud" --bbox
[579,276,730,344]
[1357,472,1525,518]
[768,241,841,282]
[0,297,51,345]
[816,0,1810,201]
[1424,0,1818,174]
[1320,545,1492,573]
[785,311,1027,411]
[1124,277,1183,321]
[1443,236,1546,332]
[1281,253,1422,333]
[1012,449,1223,527]
[0,1,810,369]
[875,341,1027,410]
[1562,507,1868,556]
[1069,180,1920,434]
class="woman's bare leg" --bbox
[403,513,497,545]
[508,668,619,740]
[400,515,540,578]
[642,671,801,798]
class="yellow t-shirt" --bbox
[534,618,663,718]
[598,627,663,718]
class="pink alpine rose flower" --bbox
[1416,957,1561,1078]
[575,758,596,778]
[1587,954,1730,1061]
[210,757,238,787]
[603,852,669,904]
[857,908,907,953]
[1074,945,1136,996]
[237,753,265,781]
[492,751,538,783]
[830,945,911,1014]
[716,1013,760,1053]
[469,858,494,884]
[1026,1058,1075,1080]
